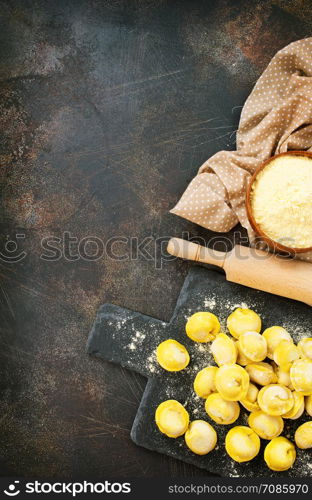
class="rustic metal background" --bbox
[0,0,311,478]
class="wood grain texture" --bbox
[167,238,312,306]
[0,0,311,478]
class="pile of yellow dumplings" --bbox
[154,308,312,471]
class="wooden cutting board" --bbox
[87,265,312,477]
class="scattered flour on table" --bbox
[126,330,146,351]
[121,320,162,374]
[293,451,312,476]
[279,322,310,343]
[116,319,127,330]
[108,318,128,339]
[146,352,158,373]
[204,297,216,309]
[197,344,206,353]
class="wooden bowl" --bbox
[246,150,312,255]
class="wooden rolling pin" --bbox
[167,238,312,307]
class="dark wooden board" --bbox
[87,265,312,477]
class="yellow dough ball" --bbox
[248,411,284,440]
[155,400,189,438]
[262,326,292,360]
[225,426,260,463]
[205,393,240,425]
[290,358,312,395]
[227,308,261,339]
[156,339,190,372]
[240,383,260,412]
[258,384,294,416]
[298,337,312,360]
[235,341,252,366]
[238,331,267,362]
[264,437,296,471]
[272,362,293,389]
[283,391,304,419]
[211,333,237,366]
[186,312,220,343]
[193,366,218,399]
[295,422,312,449]
[305,395,312,417]
[215,364,249,401]
[185,420,217,455]
[273,340,300,368]
[245,362,277,386]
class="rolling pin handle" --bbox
[167,238,226,268]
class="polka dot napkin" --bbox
[170,38,312,261]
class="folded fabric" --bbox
[170,38,312,261]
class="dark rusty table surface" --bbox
[0,0,311,478]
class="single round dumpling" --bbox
[225,426,260,463]
[248,411,284,440]
[257,384,294,416]
[185,420,217,455]
[264,437,296,471]
[245,362,277,386]
[238,331,267,362]
[298,337,312,360]
[262,326,291,360]
[193,366,218,399]
[227,308,261,339]
[156,339,190,371]
[155,400,189,438]
[211,333,237,366]
[272,362,293,389]
[235,340,252,366]
[273,340,300,368]
[290,358,312,395]
[205,393,240,425]
[283,391,304,419]
[240,383,260,412]
[215,364,249,401]
[295,422,312,449]
[186,312,220,342]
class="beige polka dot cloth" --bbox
[170,38,312,261]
